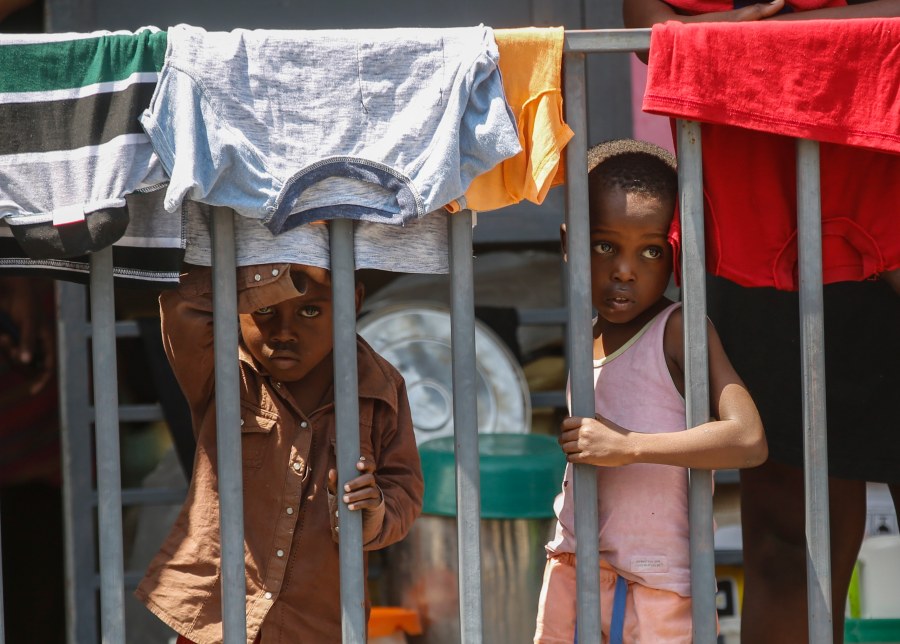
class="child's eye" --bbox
[254,306,274,315]
[299,305,320,319]
[643,247,664,259]
[591,241,613,255]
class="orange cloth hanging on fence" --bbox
[445,26,574,213]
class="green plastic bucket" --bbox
[418,433,565,519]
[386,433,566,642]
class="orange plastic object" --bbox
[368,606,423,638]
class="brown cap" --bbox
[289,264,331,294]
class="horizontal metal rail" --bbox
[564,29,651,53]
[92,488,188,507]
[88,403,164,423]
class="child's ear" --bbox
[560,223,568,263]
[354,281,366,314]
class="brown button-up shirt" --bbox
[136,265,423,643]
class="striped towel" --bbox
[0,28,188,286]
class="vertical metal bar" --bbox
[563,51,601,641]
[449,210,483,643]
[329,219,366,644]
[89,247,125,644]
[676,120,717,643]
[57,281,98,644]
[796,138,833,643]
[210,207,248,644]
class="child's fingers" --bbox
[342,484,382,511]
[335,457,380,509]
[559,426,586,460]
[343,472,377,493]
[327,468,338,494]
[559,416,586,432]
[559,417,596,444]
[339,456,377,491]
[354,455,376,475]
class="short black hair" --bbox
[587,139,677,204]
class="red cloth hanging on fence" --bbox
[643,18,900,290]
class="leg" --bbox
[740,460,866,644]
[630,584,692,644]
[534,554,578,644]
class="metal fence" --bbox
[1,27,837,644]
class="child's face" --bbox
[589,186,674,325]
[239,277,336,383]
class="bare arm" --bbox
[769,0,900,19]
[625,0,900,28]
[560,313,767,469]
[647,311,766,468]
[624,0,900,61]
[623,0,786,28]
[623,0,786,62]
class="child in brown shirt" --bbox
[136,263,423,643]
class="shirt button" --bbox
[292,462,301,471]
[300,421,308,429]
[264,592,273,600]
[275,382,282,389]
[276,549,284,557]
[286,507,294,515]
[254,273,262,282]
[272,268,279,276]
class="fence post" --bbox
[90,246,126,644]
[210,207,248,644]
[563,49,602,642]
[676,120,717,643]
[57,281,98,644]
[796,138,833,643]
[449,210,484,643]
[329,219,367,644]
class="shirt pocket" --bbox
[240,404,277,469]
